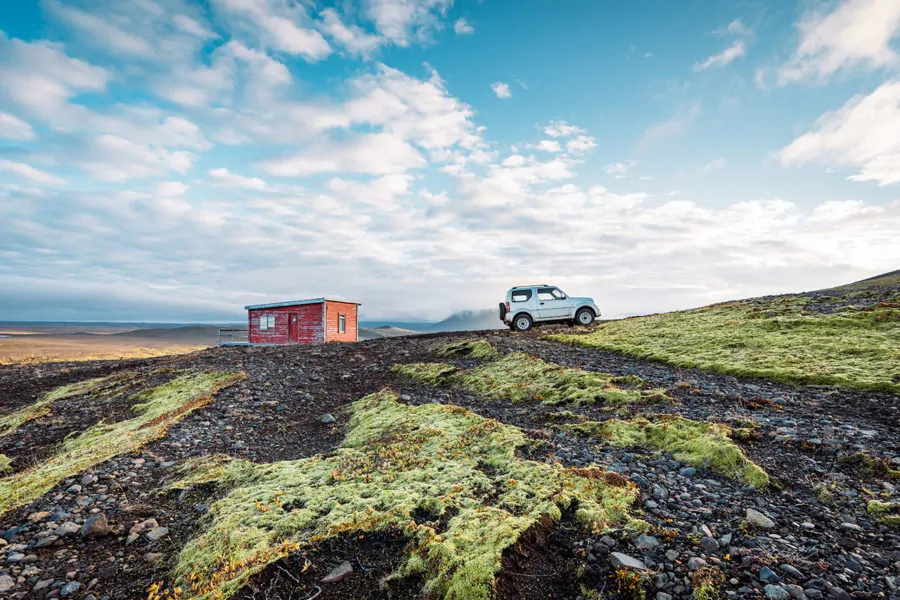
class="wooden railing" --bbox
[217,328,249,346]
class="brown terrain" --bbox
[0,324,897,600]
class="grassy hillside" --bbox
[552,274,900,393]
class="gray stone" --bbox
[680,467,697,477]
[838,523,861,533]
[146,527,169,542]
[746,508,775,529]
[609,552,648,571]
[786,584,807,600]
[700,537,719,553]
[144,552,164,564]
[321,560,353,583]
[7,552,25,563]
[56,521,81,537]
[67,484,82,494]
[34,579,55,591]
[719,533,733,546]
[765,585,791,600]
[320,413,336,424]
[780,564,804,580]
[60,581,82,597]
[81,513,112,538]
[634,534,659,550]
[81,474,97,486]
[760,566,781,582]
[0,575,13,593]
[688,557,707,571]
[657,594,673,600]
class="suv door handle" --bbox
[539,302,545,305]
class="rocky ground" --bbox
[0,328,898,600]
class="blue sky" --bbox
[1,0,899,321]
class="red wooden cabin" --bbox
[244,298,360,345]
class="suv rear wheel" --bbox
[575,307,595,326]
[513,313,533,332]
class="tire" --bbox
[513,313,533,332]
[575,307,595,326]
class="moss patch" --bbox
[0,373,140,439]
[0,454,11,475]
[0,370,245,517]
[567,415,770,489]
[394,353,669,406]
[392,362,459,385]
[166,390,640,600]
[867,500,900,526]
[550,296,900,393]
[437,339,500,361]
[839,451,900,479]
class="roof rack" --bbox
[512,284,549,289]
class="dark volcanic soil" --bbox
[0,329,898,600]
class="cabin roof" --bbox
[244,298,362,310]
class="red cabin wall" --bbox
[247,304,324,345]
[323,301,359,342]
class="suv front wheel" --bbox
[575,307,595,326]
[513,313,533,332]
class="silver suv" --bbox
[499,285,600,332]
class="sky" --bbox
[0,0,899,322]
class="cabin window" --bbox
[338,314,346,333]
[259,315,275,330]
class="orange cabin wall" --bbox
[324,301,359,342]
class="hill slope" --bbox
[553,270,900,392]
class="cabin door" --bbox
[289,314,299,343]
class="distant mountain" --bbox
[826,269,900,292]
[425,309,503,332]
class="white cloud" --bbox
[155,181,190,197]
[364,0,453,45]
[0,159,65,184]
[259,132,425,176]
[211,0,331,60]
[318,8,383,55]
[534,139,562,153]
[641,104,701,146]
[718,18,753,38]
[0,34,108,126]
[209,167,268,189]
[779,81,900,186]
[44,0,155,57]
[698,158,727,174]
[491,81,512,99]
[567,135,597,153]
[0,112,36,140]
[778,0,900,85]
[693,40,746,71]
[544,121,585,138]
[79,134,195,182]
[603,160,637,178]
[454,18,474,35]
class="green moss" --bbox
[568,416,770,489]
[167,390,640,600]
[391,363,459,385]
[0,370,245,517]
[867,500,900,526]
[550,297,900,393]
[0,454,11,475]
[839,451,900,479]
[692,566,724,600]
[395,353,669,406]
[0,374,138,439]
[437,339,500,361]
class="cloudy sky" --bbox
[1,0,899,322]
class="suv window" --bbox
[511,289,532,302]
[537,287,565,301]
